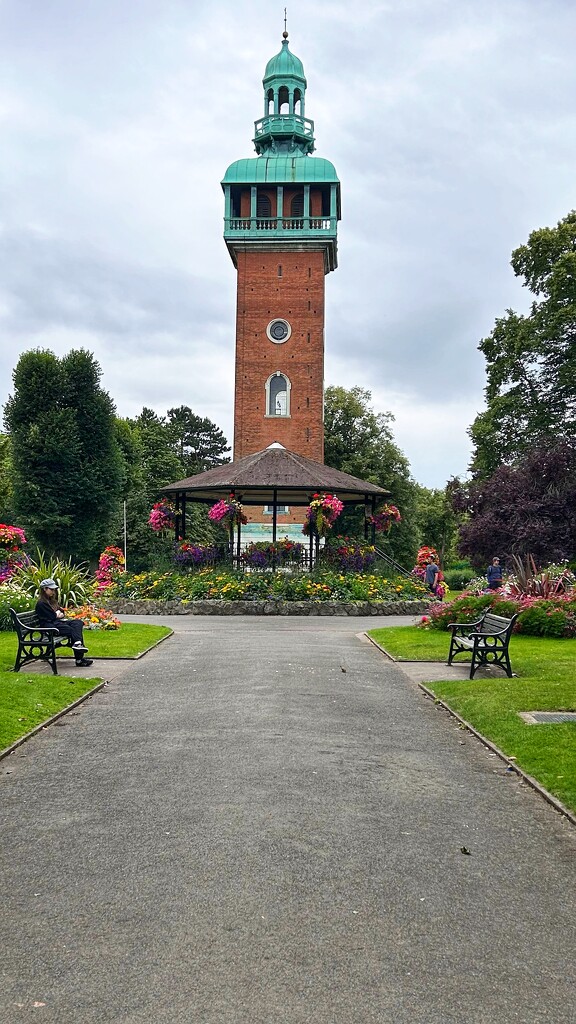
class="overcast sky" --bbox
[1,0,575,487]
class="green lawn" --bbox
[367,626,576,814]
[0,623,172,751]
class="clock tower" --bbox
[222,31,340,464]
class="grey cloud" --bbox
[0,229,225,343]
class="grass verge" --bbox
[0,623,172,750]
[367,626,576,814]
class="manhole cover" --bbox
[519,711,576,725]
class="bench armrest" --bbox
[19,625,60,639]
[467,628,508,641]
[447,618,484,634]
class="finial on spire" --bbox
[283,7,288,39]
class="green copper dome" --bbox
[222,156,339,185]
[264,37,306,86]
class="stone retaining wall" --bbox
[105,599,429,617]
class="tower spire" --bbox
[253,30,314,155]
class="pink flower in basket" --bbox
[149,501,177,532]
[302,493,345,537]
[367,504,401,533]
[208,495,247,527]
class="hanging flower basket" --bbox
[208,495,247,529]
[148,501,177,532]
[302,493,344,538]
[367,503,402,533]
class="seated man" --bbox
[35,578,93,667]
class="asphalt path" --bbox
[1,616,575,1023]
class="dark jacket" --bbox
[487,564,503,585]
[35,599,61,627]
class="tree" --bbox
[0,435,15,523]
[4,349,123,561]
[469,211,576,479]
[324,386,419,567]
[115,407,227,571]
[414,485,459,567]
[452,439,576,569]
[166,406,230,476]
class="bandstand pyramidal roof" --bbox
[162,445,389,507]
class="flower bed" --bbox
[108,568,428,604]
[173,542,219,568]
[62,604,121,630]
[420,591,576,638]
[322,539,376,573]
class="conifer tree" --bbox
[4,349,123,561]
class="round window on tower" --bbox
[266,319,292,344]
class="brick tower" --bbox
[222,31,340,467]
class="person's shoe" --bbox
[73,643,88,654]
[75,658,93,667]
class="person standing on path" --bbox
[487,557,503,590]
[35,579,93,667]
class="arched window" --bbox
[294,89,302,115]
[290,192,304,217]
[257,193,271,218]
[279,86,289,114]
[265,372,291,416]
[267,88,274,115]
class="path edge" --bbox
[0,681,107,762]
[365,633,576,828]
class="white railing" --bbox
[227,217,335,233]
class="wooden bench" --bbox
[10,607,74,675]
[447,611,518,679]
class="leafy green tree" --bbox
[470,211,576,479]
[4,349,123,560]
[324,386,419,567]
[414,485,459,567]
[115,407,226,571]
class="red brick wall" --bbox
[233,248,326,460]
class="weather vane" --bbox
[283,7,288,37]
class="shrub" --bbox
[11,551,94,607]
[443,568,476,591]
[506,554,575,598]
[0,584,34,631]
[515,596,576,638]
[421,590,576,638]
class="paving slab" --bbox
[1,616,575,1024]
